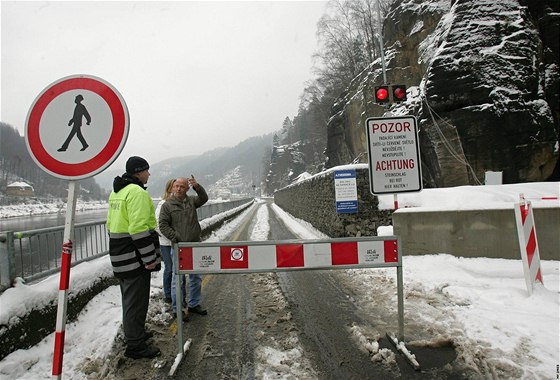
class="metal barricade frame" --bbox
[171,236,406,376]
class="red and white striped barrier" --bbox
[172,237,405,374]
[52,240,73,378]
[178,238,399,273]
[514,195,543,295]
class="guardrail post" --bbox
[0,231,16,291]
[397,265,404,341]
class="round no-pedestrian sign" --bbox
[25,74,129,180]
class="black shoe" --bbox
[174,311,190,322]
[80,145,88,151]
[57,148,66,152]
[125,343,160,359]
[188,305,207,315]
[164,297,172,304]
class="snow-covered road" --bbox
[1,184,558,379]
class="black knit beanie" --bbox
[126,156,150,174]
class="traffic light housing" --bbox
[374,86,390,103]
[373,84,407,104]
[392,85,407,102]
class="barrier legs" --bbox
[170,244,191,377]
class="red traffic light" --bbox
[393,85,407,102]
[374,86,390,103]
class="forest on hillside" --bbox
[0,122,107,203]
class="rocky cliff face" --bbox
[325,0,559,186]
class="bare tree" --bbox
[313,0,393,93]
[347,0,378,63]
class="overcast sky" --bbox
[0,1,327,173]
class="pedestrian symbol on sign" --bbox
[57,94,92,152]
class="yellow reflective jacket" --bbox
[106,174,159,278]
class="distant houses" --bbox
[6,181,35,196]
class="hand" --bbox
[145,256,161,270]
[188,175,198,188]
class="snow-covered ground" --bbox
[0,183,558,379]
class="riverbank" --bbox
[0,197,231,219]
[0,200,108,219]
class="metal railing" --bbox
[0,198,254,292]
[197,198,253,220]
[0,221,110,289]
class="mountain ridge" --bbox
[94,134,273,199]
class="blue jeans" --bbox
[188,274,202,308]
[161,245,173,299]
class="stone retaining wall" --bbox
[274,167,392,237]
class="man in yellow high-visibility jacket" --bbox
[106,156,161,359]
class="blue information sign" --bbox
[334,169,358,213]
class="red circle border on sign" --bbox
[26,76,128,179]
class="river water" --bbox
[0,209,110,280]
[0,209,109,233]
[0,198,239,233]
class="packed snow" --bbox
[0,182,558,379]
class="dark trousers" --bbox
[118,270,151,347]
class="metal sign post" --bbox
[52,180,78,378]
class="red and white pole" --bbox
[52,240,73,377]
[514,193,543,295]
[52,180,78,379]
